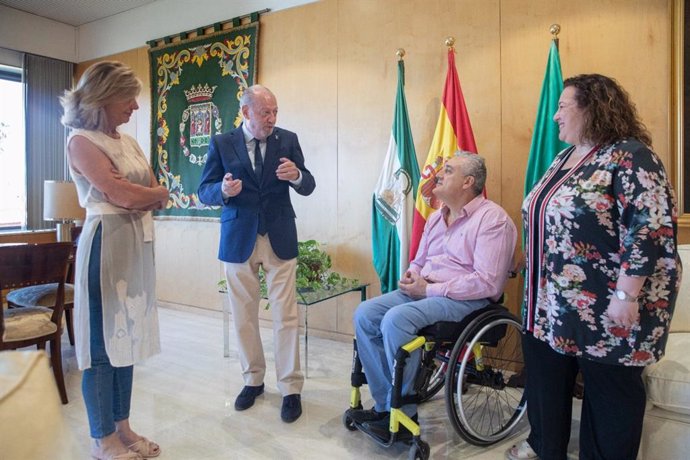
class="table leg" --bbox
[223,296,230,358]
[298,285,367,379]
[304,306,309,379]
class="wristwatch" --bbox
[614,289,637,302]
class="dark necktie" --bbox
[253,138,263,180]
[253,138,266,235]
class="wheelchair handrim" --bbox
[455,317,527,443]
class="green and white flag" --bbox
[372,59,421,293]
[524,41,568,198]
[523,40,568,247]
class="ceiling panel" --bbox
[0,0,159,26]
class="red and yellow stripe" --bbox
[409,49,478,260]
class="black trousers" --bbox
[522,333,646,460]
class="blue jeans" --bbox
[82,225,133,439]
[353,289,488,416]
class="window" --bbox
[0,64,25,230]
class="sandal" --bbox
[127,437,161,458]
[505,440,539,460]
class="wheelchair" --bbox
[342,302,527,460]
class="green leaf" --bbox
[220,240,358,308]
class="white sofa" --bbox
[640,244,690,459]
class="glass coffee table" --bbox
[222,283,369,377]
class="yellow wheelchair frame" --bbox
[343,304,527,460]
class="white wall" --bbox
[77,0,317,61]
[0,5,76,62]
[0,0,317,63]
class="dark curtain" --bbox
[23,53,73,229]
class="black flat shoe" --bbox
[234,384,264,411]
[349,407,390,424]
[281,394,302,423]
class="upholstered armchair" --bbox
[639,244,690,458]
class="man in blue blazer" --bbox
[198,85,315,423]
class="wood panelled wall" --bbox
[76,0,680,340]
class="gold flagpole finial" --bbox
[550,24,561,38]
[445,37,455,49]
[396,48,406,60]
[550,24,561,50]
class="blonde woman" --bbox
[61,61,168,460]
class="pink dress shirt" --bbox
[409,195,517,302]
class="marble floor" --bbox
[59,305,582,459]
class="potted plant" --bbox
[218,240,359,302]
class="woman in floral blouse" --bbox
[507,74,681,460]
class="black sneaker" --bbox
[349,407,390,424]
[363,413,418,441]
[281,394,302,423]
[234,384,264,411]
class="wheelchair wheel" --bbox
[445,309,527,446]
[342,409,358,431]
[408,439,430,460]
[415,346,449,403]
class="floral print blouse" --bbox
[522,139,681,366]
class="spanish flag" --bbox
[409,48,478,260]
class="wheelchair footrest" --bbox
[353,420,415,447]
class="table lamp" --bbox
[43,180,85,242]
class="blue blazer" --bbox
[197,125,315,263]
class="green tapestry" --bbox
[150,22,259,219]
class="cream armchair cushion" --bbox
[2,306,57,342]
[645,333,690,415]
[0,351,79,460]
[643,245,690,415]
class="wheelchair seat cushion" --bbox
[418,303,506,341]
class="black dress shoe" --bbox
[349,407,390,424]
[363,413,418,441]
[234,384,264,411]
[281,394,302,423]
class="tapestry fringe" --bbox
[147,9,268,50]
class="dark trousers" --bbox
[522,333,646,460]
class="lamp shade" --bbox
[43,180,85,221]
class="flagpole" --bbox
[514,23,567,385]
[445,36,455,50]
[397,49,405,85]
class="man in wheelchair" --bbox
[351,151,517,442]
